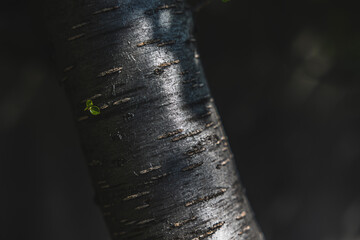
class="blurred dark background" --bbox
[1,0,359,239]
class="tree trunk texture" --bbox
[46,0,264,239]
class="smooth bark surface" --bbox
[46,0,264,239]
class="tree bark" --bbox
[46,0,264,239]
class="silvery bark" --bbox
[46,0,264,239]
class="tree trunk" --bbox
[46,0,264,239]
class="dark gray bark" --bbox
[46,0,264,239]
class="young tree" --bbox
[46,0,264,239]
